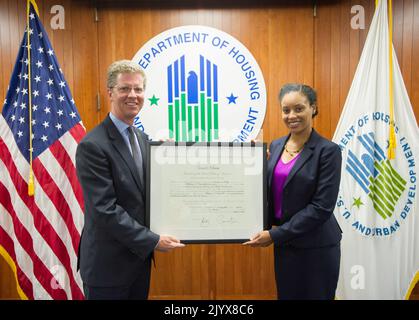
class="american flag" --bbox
[0,1,85,299]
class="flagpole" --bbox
[26,0,35,196]
[26,0,40,196]
[387,0,396,159]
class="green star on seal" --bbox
[148,94,159,106]
[352,197,364,209]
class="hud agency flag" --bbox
[0,0,85,299]
[333,0,418,299]
[132,25,266,142]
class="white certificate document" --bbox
[147,143,267,243]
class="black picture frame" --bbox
[145,141,267,244]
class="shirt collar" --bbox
[109,112,130,135]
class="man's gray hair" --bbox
[107,60,146,89]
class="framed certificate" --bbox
[146,142,267,243]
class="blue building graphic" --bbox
[346,133,406,219]
[167,55,219,142]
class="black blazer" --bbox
[267,129,342,248]
[76,115,160,287]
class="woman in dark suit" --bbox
[244,83,342,300]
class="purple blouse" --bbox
[272,153,301,220]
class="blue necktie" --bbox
[127,126,144,187]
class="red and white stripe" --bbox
[0,115,85,300]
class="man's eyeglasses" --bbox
[112,86,144,95]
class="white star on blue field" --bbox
[227,93,238,104]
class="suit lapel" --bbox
[134,128,147,187]
[104,116,144,193]
[268,137,287,190]
[283,129,319,189]
[283,146,313,189]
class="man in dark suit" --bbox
[76,60,184,300]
